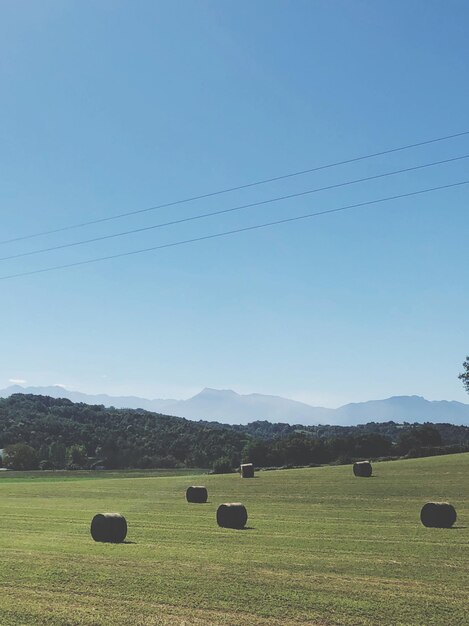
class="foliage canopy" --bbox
[0,394,468,470]
[459,356,469,394]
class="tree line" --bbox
[1,394,468,471]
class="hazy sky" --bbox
[1,1,468,406]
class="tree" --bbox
[459,356,469,394]
[49,442,66,469]
[66,445,88,469]
[242,440,271,466]
[212,456,233,474]
[4,443,39,470]
[397,425,442,455]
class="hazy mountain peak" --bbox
[198,387,238,396]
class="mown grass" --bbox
[0,454,468,625]
[0,467,206,484]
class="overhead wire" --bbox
[1,129,469,246]
[1,153,468,262]
[1,179,467,281]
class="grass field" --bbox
[1,454,468,626]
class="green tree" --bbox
[4,443,39,470]
[66,445,88,469]
[212,456,233,474]
[38,444,50,462]
[459,356,469,394]
[242,440,271,466]
[49,442,66,469]
[397,425,442,454]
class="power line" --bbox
[1,153,467,263]
[1,179,467,281]
[1,129,469,246]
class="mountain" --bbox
[162,388,334,424]
[0,385,468,426]
[0,385,177,413]
[332,395,469,425]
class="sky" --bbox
[1,0,468,407]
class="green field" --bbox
[0,454,468,626]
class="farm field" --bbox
[0,455,468,626]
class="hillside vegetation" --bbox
[1,393,469,470]
[0,454,468,625]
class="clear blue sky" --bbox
[1,0,468,406]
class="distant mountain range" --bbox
[1,384,469,426]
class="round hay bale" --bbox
[90,513,127,543]
[420,502,457,528]
[216,503,248,529]
[240,463,254,478]
[186,486,208,503]
[353,461,372,477]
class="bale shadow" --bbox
[448,526,467,530]
[219,526,255,531]
[122,540,137,544]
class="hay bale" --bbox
[353,461,372,477]
[420,502,457,528]
[216,503,248,529]
[186,486,208,503]
[240,463,254,478]
[90,513,127,543]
